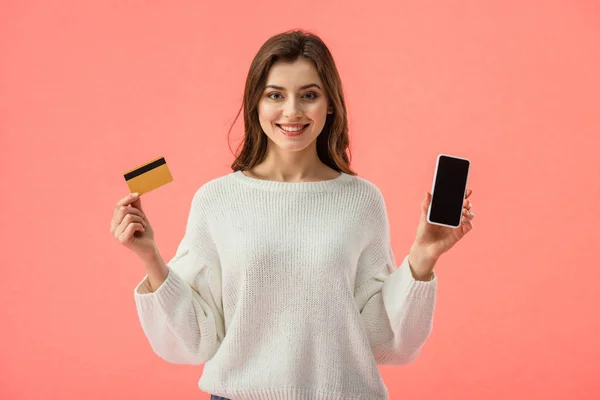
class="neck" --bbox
[250,143,328,182]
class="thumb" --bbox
[131,195,144,213]
[422,192,431,215]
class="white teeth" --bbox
[278,124,307,132]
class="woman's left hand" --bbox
[408,189,475,279]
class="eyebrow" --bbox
[264,83,322,91]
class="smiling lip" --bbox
[277,123,309,137]
[277,123,309,127]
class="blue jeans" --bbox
[210,396,231,400]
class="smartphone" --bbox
[427,154,471,228]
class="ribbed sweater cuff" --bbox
[133,266,190,315]
[380,255,437,330]
[381,255,437,308]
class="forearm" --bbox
[134,267,222,365]
[372,293,436,365]
[408,245,437,281]
[371,255,438,364]
[140,246,169,292]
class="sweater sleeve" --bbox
[354,190,438,365]
[133,189,225,365]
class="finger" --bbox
[111,206,146,234]
[115,219,145,242]
[118,222,145,245]
[462,208,475,219]
[115,193,141,210]
[113,219,127,239]
[465,189,473,199]
[122,213,147,229]
[131,196,144,214]
[119,206,145,222]
[114,216,135,239]
[113,193,144,224]
[111,205,146,233]
[463,198,472,209]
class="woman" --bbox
[110,29,475,400]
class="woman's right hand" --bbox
[110,193,158,262]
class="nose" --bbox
[283,97,303,119]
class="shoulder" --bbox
[193,173,229,195]
[186,172,233,211]
[348,174,387,208]
[351,174,383,194]
[346,175,392,238]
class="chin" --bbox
[269,134,316,151]
[275,141,313,152]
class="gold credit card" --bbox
[123,156,173,196]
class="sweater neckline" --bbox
[231,170,354,192]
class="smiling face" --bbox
[257,58,332,154]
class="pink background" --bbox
[1,1,599,399]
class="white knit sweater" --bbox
[134,170,438,400]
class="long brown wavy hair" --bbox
[228,29,356,176]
